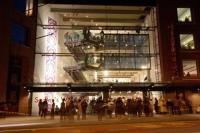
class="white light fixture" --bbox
[94,71,97,81]
[94,56,97,63]
[127,90,131,94]
[103,70,109,76]
[141,65,147,69]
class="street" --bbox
[0,115,200,133]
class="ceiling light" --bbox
[127,90,131,94]
[103,70,109,76]
[141,65,147,69]
[111,91,115,94]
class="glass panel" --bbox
[103,56,150,69]
[104,56,120,69]
[179,34,194,49]
[182,60,197,77]
[104,34,149,53]
[177,8,192,22]
[87,55,101,68]
[135,57,150,69]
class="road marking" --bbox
[0,122,47,128]
[0,121,196,133]
[0,129,33,132]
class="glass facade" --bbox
[34,4,160,84]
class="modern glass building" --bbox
[1,0,200,114]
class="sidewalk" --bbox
[0,114,200,126]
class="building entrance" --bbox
[31,92,102,115]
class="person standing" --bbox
[41,99,48,119]
[77,98,82,120]
[154,98,159,114]
[68,99,76,121]
[96,97,104,121]
[107,99,114,119]
[60,98,65,120]
[50,99,55,119]
[38,99,43,116]
[81,99,88,120]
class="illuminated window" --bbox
[26,0,33,16]
[12,0,33,16]
[179,34,195,49]
[177,8,192,22]
[182,60,197,77]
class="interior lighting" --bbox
[94,56,98,63]
[94,71,98,81]
[103,70,109,76]
[127,90,131,93]
[141,65,147,69]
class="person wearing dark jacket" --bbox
[81,99,88,120]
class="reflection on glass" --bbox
[180,34,194,49]
[177,8,192,22]
[182,60,197,77]
[103,56,150,69]
[87,55,101,68]
[104,34,149,52]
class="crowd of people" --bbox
[37,96,193,121]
